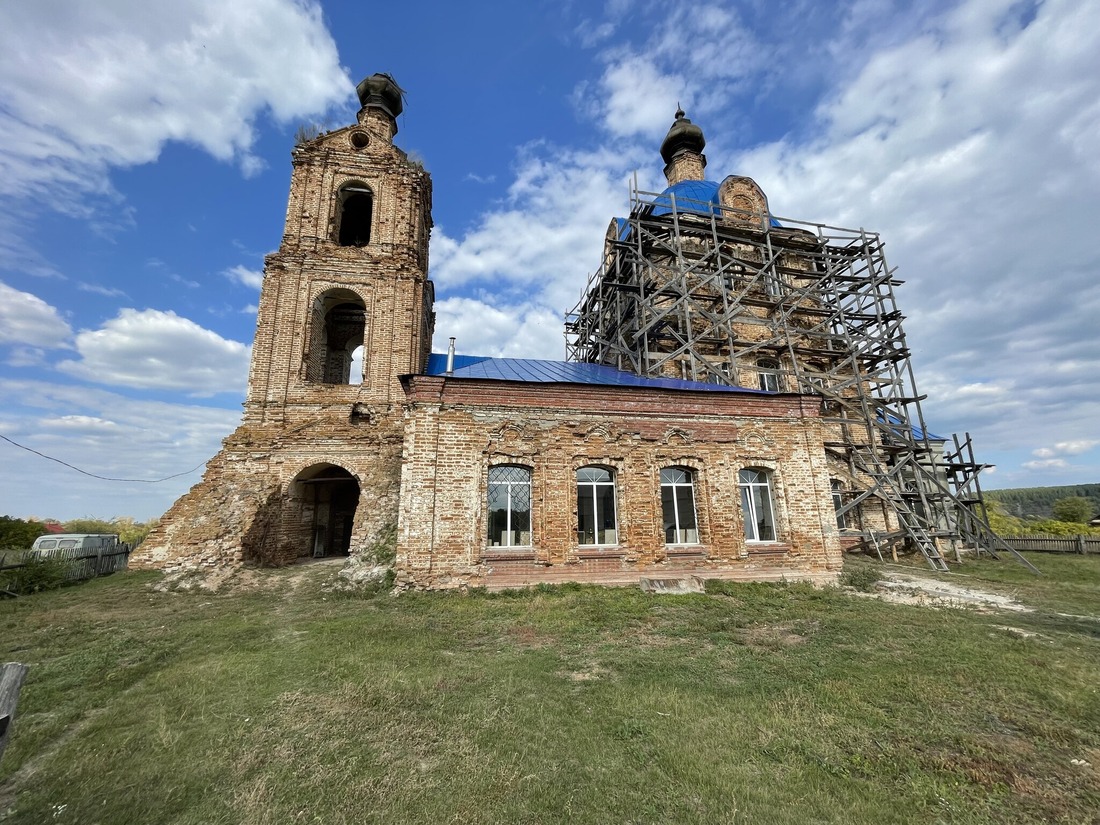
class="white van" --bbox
[30,534,122,554]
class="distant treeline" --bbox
[985,483,1100,520]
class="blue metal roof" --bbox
[424,354,764,394]
[651,180,721,218]
[879,411,945,442]
[649,180,782,227]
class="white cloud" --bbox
[0,0,350,197]
[0,378,241,520]
[1022,458,1069,471]
[433,297,564,360]
[225,264,264,289]
[0,282,73,348]
[430,141,654,337]
[0,0,350,275]
[57,308,250,394]
[1033,440,1099,459]
[723,0,1100,471]
[78,282,128,298]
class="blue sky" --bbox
[1,0,1098,521]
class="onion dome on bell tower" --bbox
[355,72,404,142]
[660,108,707,186]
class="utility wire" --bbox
[0,434,206,483]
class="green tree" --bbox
[0,515,48,549]
[1052,496,1093,524]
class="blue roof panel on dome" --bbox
[423,354,764,394]
[651,180,720,217]
[648,179,783,227]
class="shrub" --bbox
[0,552,69,595]
[840,566,883,592]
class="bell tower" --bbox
[245,72,434,424]
[135,74,436,571]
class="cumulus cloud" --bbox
[1022,459,1069,471]
[430,141,656,337]
[225,265,264,289]
[57,308,250,394]
[0,0,350,275]
[0,0,350,198]
[433,297,564,360]
[1033,441,1099,459]
[0,282,73,348]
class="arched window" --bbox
[576,466,617,545]
[660,467,699,544]
[831,480,848,530]
[487,465,532,547]
[756,358,781,392]
[337,183,373,246]
[306,290,366,384]
[738,468,776,542]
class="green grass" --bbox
[1,555,1099,824]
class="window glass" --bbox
[757,358,781,393]
[487,466,532,547]
[577,466,617,545]
[831,480,848,530]
[58,539,78,548]
[738,468,777,541]
[38,539,57,549]
[660,467,699,543]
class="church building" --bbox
[133,74,854,588]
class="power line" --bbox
[0,434,206,483]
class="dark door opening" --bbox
[296,466,360,558]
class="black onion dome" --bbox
[660,108,706,164]
[356,73,404,118]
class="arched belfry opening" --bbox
[337,183,373,246]
[306,289,367,384]
[289,464,360,559]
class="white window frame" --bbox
[486,465,532,548]
[576,466,618,546]
[739,468,778,542]
[660,467,700,544]
[757,358,781,393]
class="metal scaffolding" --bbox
[565,183,1032,571]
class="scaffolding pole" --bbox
[565,184,1022,572]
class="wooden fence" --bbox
[999,535,1100,554]
[0,545,130,585]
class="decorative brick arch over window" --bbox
[336,182,373,246]
[486,464,532,548]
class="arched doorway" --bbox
[290,464,360,559]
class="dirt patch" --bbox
[737,622,813,650]
[864,571,1031,613]
[151,558,346,595]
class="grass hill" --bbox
[2,558,1099,824]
